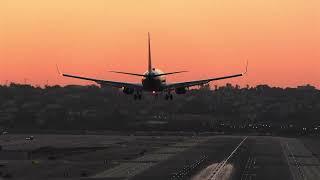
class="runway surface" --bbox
[0,134,320,180]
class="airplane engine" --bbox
[123,87,134,94]
[175,87,187,94]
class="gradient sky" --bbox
[0,0,319,87]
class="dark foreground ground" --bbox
[0,134,320,180]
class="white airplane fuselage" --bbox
[142,69,166,92]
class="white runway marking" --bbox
[209,136,247,180]
[190,136,247,180]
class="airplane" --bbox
[57,33,247,100]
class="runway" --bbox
[92,137,210,179]
[281,138,320,180]
[0,134,320,180]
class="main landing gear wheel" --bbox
[165,94,173,100]
[134,94,142,100]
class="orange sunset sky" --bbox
[0,0,319,88]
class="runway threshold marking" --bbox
[209,136,248,180]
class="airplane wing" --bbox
[56,65,142,89]
[165,60,248,90]
[60,73,143,90]
[165,73,243,90]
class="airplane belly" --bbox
[142,79,164,92]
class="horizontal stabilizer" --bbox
[153,71,188,77]
[109,71,146,77]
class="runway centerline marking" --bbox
[209,136,248,180]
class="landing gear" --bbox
[134,92,142,100]
[165,93,173,100]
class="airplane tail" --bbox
[148,32,152,73]
[109,33,188,77]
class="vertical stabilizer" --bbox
[148,32,152,73]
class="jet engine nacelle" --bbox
[175,87,187,94]
[123,87,134,94]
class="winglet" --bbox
[243,60,248,75]
[56,64,62,76]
